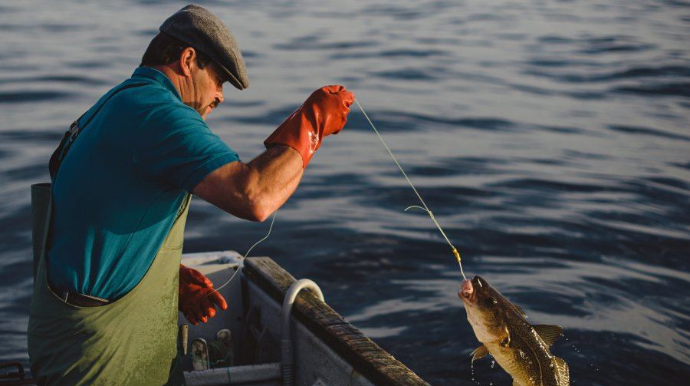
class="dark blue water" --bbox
[2,1,689,385]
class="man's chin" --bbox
[198,108,211,120]
[183,102,210,120]
[203,105,216,118]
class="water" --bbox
[1,0,689,384]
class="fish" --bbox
[459,276,570,386]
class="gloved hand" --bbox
[264,85,355,168]
[179,264,228,325]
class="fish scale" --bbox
[502,322,555,385]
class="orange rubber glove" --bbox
[179,264,228,325]
[264,85,355,168]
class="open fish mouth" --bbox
[458,279,476,303]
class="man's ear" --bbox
[179,47,196,78]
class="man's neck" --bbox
[149,65,184,97]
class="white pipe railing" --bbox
[281,279,325,386]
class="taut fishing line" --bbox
[207,96,468,300]
[353,98,468,281]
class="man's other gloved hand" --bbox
[264,85,355,168]
[179,264,228,325]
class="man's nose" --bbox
[215,91,224,105]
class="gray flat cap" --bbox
[160,4,248,90]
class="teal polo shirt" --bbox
[47,67,240,300]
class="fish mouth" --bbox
[458,279,476,304]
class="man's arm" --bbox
[193,145,303,222]
[182,86,353,325]
[194,85,354,222]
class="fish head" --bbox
[458,276,510,344]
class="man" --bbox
[27,4,354,385]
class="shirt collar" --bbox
[131,67,182,100]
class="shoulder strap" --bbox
[48,82,147,180]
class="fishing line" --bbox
[207,95,469,300]
[354,98,468,281]
[208,210,278,295]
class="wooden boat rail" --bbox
[243,257,430,386]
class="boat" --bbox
[1,250,432,386]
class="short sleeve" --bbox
[134,104,240,192]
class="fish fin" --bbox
[471,345,489,362]
[533,324,564,347]
[500,326,511,348]
[553,356,570,385]
[500,335,511,348]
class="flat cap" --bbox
[160,4,248,90]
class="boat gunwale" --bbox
[243,257,431,386]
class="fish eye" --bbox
[484,297,497,306]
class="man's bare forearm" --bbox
[244,145,304,220]
[193,145,304,222]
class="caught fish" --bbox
[459,276,570,386]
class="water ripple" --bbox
[612,82,690,97]
[606,124,690,141]
[0,90,74,103]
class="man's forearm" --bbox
[244,145,304,219]
[193,144,304,222]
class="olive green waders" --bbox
[28,183,191,386]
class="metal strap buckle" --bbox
[67,121,81,144]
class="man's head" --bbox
[141,5,248,119]
[142,33,227,119]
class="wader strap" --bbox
[30,183,52,278]
[39,82,148,274]
[38,194,52,280]
[49,82,147,181]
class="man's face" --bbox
[187,61,226,120]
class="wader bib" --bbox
[28,192,191,386]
